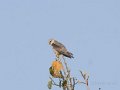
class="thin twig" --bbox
[80,70,85,79]
[75,80,86,85]
[62,57,73,90]
[79,71,90,90]
[63,57,70,74]
[49,77,60,86]
[73,78,75,90]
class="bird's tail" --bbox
[63,51,74,58]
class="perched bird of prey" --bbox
[49,39,74,58]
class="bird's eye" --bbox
[49,40,52,44]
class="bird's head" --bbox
[48,39,55,45]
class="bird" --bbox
[48,39,74,59]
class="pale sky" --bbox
[0,0,120,90]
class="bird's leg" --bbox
[56,54,61,61]
[56,54,59,59]
[54,51,61,61]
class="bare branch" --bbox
[49,77,60,86]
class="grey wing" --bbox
[52,40,67,53]
[53,40,74,58]
[54,40,67,50]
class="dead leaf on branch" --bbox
[52,60,63,72]
[49,61,63,78]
